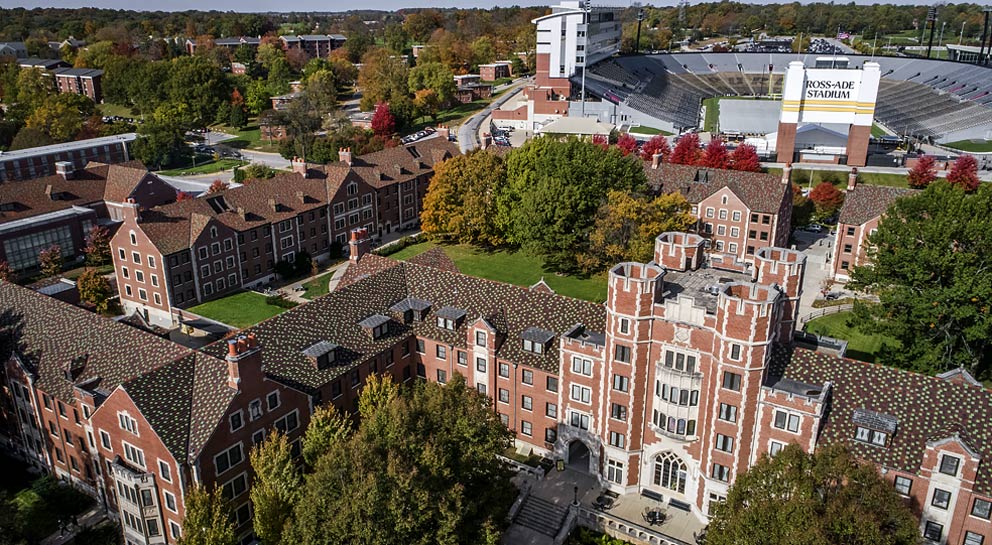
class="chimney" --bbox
[339,147,352,166]
[437,125,450,141]
[237,206,246,219]
[122,197,141,223]
[44,184,54,199]
[296,190,305,203]
[847,167,858,191]
[481,133,491,150]
[781,162,792,185]
[349,227,371,263]
[291,156,308,178]
[652,152,662,169]
[225,333,261,391]
[268,198,277,212]
[54,161,74,180]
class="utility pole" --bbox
[938,21,946,50]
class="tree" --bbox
[791,183,814,229]
[669,133,701,165]
[302,405,353,467]
[422,151,508,246]
[357,48,410,114]
[342,16,375,63]
[15,68,56,113]
[371,102,396,138]
[133,103,191,170]
[26,93,96,143]
[946,154,980,193]
[408,62,457,106]
[208,180,229,193]
[176,191,195,201]
[250,432,302,545]
[849,182,992,376]
[228,89,248,129]
[615,134,639,156]
[583,190,695,272]
[383,23,410,54]
[284,374,514,545]
[177,485,236,545]
[907,154,938,189]
[38,245,63,278]
[470,36,496,69]
[640,134,671,162]
[255,42,286,72]
[83,225,111,266]
[706,443,919,545]
[282,92,324,162]
[730,143,761,172]
[0,261,13,283]
[239,163,277,182]
[9,126,53,151]
[807,181,844,219]
[77,268,113,314]
[303,69,338,118]
[701,138,730,169]
[412,89,441,122]
[244,79,272,116]
[499,138,648,272]
[168,55,229,129]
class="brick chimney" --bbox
[291,156,308,178]
[349,227,371,263]
[225,333,262,391]
[481,133,491,150]
[437,125,450,141]
[339,147,352,166]
[268,198,278,212]
[847,167,858,191]
[781,162,792,185]
[44,184,54,200]
[652,152,662,169]
[122,197,141,223]
[296,190,305,203]
[54,161,74,180]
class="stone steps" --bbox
[514,495,570,537]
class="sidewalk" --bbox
[40,506,106,545]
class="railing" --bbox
[497,454,547,479]
[797,303,854,327]
[506,481,531,523]
[575,506,693,545]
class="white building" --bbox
[534,1,622,81]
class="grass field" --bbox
[702,97,720,133]
[870,123,887,137]
[944,139,992,153]
[301,273,332,300]
[188,291,289,328]
[210,120,282,153]
[409,96,500,132]
[159,158,247,177]
[389,242,608,302]
[629,125,673,136]
[805,311,899,363]
[99,102,136,118]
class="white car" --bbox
[495,125,514,133]
[804,224,823,233]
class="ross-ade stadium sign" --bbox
[804,79,857,100]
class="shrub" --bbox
[265,295,298,309]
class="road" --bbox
[458,78,530,153]
[762,161,992,182]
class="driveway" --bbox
[459,78,530,153]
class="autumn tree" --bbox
[83,225,111,267]
[422,151,507,246]
[358,48,411,114]
[807,181,844,219]
[849,181,992,376]
[706,443,919,545]
[791,183,814,228]
[669,132,701,165]
[208,180,229,193]
[701,138,731,169]
[615,133,639,156]
[946,154,980,193]
[176,191,194,201]
[177,485,236,545]
[228,89,248,130]
[412,89,441,122]
[730,143,761,172]
[38,245,63,278]
[907,154,938,189]
[639,134,670,162]
[408,61,457,106]
[77,269,113,314]
[301,405,353,467]
[371,102,396,138]
[250,432,302,545]
[582,190,695,273]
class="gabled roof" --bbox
[768,345,992,495]
[406,247,460,274]
[644,162,788,214]
[837,184,916,226]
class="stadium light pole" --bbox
[959,21,965,45]
[580,3,589,116]
[981,7,992,66]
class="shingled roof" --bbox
[643,162,788,213]
[837,185,917,226]
[768,345,992,495]
[405,247,460,274]
[202,260,607,390]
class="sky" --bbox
[5,0,560,9]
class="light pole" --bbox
[960,21,966,45]
[938,21,947,50]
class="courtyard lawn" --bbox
[805,311,899,363]
[99,102,135,118]
[158,158,247,177]
[944,139,992,153]
[628,125,673,136]
[386,242,609,302]
[187,291,288,328]
[301,273,332,300]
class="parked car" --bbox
[804,223,823,233]
[495,125,514,133]
[824,292,842,301]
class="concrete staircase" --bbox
[513,495,570,537]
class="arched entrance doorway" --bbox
[567,440,591,472]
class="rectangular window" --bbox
[614,344,631,363]
[964,531,985,545]
[521,395,533,411]
[498,363,509,378]
[214,443,244,476]
[938,454,960,476]
[893,476,912,496]
[230,411,244,432]
[158,460,172,482]
[437,369,447,384]
[476,357,487,372]
[520,421,532,436]
[498,388,509,404]
[923,521,942,542]
[608,432,625,449]
[729,344,742,361]
[435,345,446,359]
[612,374,629,393]
[570,385,591,404]
[456,351,467,366]
[571,357,592,376]
[165,491,178,513]
[972,498,992,519]
[711,463,730,482]
[610,403,627,421]
[569,412,590,430]
[715,433,734,453]
[769,440,783,456]
[546,377,558,393]
[100,430,112,450]
[521,369,533,385]
[267,391,281,410]
[619,318,630,334]
[545,428,558,443]
[722,371,742,391]
[931,488,951,510]
[222,473,248,499]
[773,410,800,433]
[476,331,487,346]
[718,403,737,423]
[122,442,145,468]
[119,412,139,434]
[416,339,425,354]
[546,403,558,418]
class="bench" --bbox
[669,499,692,512]
[640,489,665,502]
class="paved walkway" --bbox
[40,506,106,545]
[459,78,531,153]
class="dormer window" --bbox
[938,454,960,477]
[435,307,466,330]
[358,315,390,339]
[852,408,897,447]
[523,339,543,354]
[521,327,555,355]
[389,297,431,323]
[302,340,340,370]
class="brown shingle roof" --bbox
[769,345,992,495]
[97,161,155,203]
[406,247,460,274]
[837,185,917,226]
[643,162,788,213]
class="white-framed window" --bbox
[169,520,181,538]
[248,400,263,421]
[938,454,960,476]
[732,211,741,222]
[854,426,888,446]
[267,391,280,410]
[570,384,591,404]
[475,331,487,346]
[568,411,590,430]
[132,251,141,264]
[963,531,985,545]
[606,459,624,484]
[571,356,592,376]
[214,443,244,476]
[147,255,156,269]
[729,343,742,361]
[715,433,734,453]
[118,412,139,435]
[99,430,112,450]
[521,420,532,436]
[711,463,730,482]
[129,231,137,245]
[773,410,800,433]
[769,440,784,456]
[138,288,147,301]
[153,293,162,305]
[608,431,625,449]
[972,497,992,519]
[158,459,172,482]
[931,488,952,510]
[618,317,630,334]
[230,410,244,432]
[122,441,145,468]
[164,491,178,513]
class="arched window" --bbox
[653,452,687,494]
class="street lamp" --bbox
[573,485,580,506]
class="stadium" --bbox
[577,52,992,160]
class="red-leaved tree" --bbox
[591,134,609,150]
[615,134,639,156]
[670,133,701,165]
[208,180,229,194]
[730,143,762,172]
[702,138,731,170]
[176,191,195,201]
[946,154,980,192]
[808,181,845,219]
[640,134,671,162]
[371,102,396,138]
[907,154,938,189]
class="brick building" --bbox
[279,34,346,59]
[52,67,103,102]
[479,62,511,81]
[0,160,174,272]
[4,223,992,545]
[112,138,459,328]
[643,161,793,263]
[0,133,138,183]
[831,175,916,282]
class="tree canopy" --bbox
[421,151,508,246]
[849,181,992,376]
[177,485,236,545]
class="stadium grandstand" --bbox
[579,53,992,143]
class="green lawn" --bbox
[301,273,332,300]
[628,125,673,136]
[390,242,608,302]
[805,311,899,363]
[702,97,720,133]
[870,123,886,137]
[99,102,135,118]
[158,158,247,177]
[409,98,495,132]
[944,139,992,153]
[187,291,289,328]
